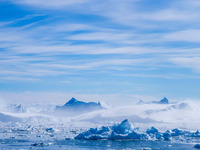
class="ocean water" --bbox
[0,138,197,150]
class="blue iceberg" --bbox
[146,127,162,140]
[75,119,149,140]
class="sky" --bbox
[0,0,200,105]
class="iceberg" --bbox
[75,119,149,140]
[46,128,54,133]
[146,127,159,134]
[146,127,162,140]
[194,144,200,148]
[163,131,172,141]
[113,119,134,134]
[75,119,198,141]
[171,128,184,136]
[191,130,200,137]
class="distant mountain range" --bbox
[55,97,104,115]
[151,97,169,104]
[137,97,170,105]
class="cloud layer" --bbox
[0,0,200,102]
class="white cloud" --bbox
[13,0,89,8]
[171,57,200,73]
[68,32,133,43]
[123,72,200,80]
[1,0,200,84]
[0,76,39,82]
[163,30,200,42]
[144,9,198,21]
[61,80,71,84]
[9,0,200,27]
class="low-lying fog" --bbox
[0,97,199,131]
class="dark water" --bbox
[0,138,197,150]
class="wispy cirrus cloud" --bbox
[171,57,200,73]
[1,0,200,101]
[12,0,89,8]
[163,29,200,42]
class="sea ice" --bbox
[46,128,54,133]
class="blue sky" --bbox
[0,0,200,105]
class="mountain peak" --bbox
[66,97,77,104]
[159,97,169,104]
[137,100,145,105]
[55,97,104,115]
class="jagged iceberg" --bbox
[75,119,200,141]
[75,119,149,140]
[146,127,162,140]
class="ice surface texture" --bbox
[75,119,148,140]
[75,119,200,141]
